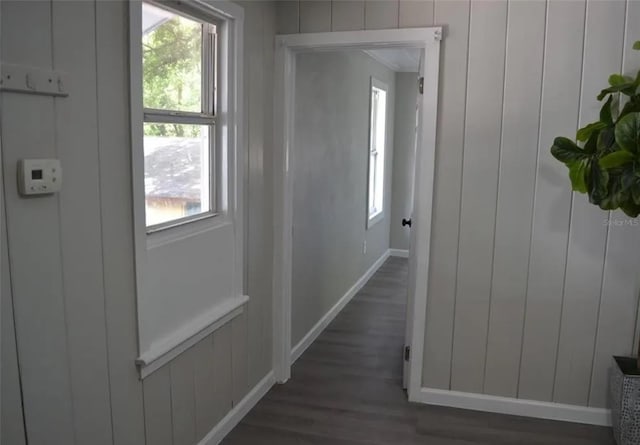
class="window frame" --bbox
[130,0,246,377]
[141,1,221,233]
[366,77,388,229]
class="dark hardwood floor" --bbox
[223,257,615,444]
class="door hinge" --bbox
[418,77,424,95]
[404,345,411,361]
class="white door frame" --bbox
[272,27,442,402]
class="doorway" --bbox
[272,28,442,402]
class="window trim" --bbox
[129,0,246,375]
[141,2,219,232]
[366,77,388,229]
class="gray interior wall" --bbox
[291,50,395,346]
[389,72,418,251]
[2,203,26,445]
[0,1,276,444]
[277,0,640,410]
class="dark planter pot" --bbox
[610,356,640,444]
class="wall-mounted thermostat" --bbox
[17,159,62,196]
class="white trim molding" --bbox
[129,0,245,370]
[291,250,391,364]
[136,295,249,379]
[389,248,409,258]
[273,28,442,397]
[198,371,276,445]
[414,388,612,427]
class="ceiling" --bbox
[364,48,421,73]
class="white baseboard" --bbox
[198,371,276,445]
[290,250,391,363]
[413,387,612,427]
[388,248,409,258]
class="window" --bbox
[367,78,387,227]
[132,0,245,377]
[142,2,217,230]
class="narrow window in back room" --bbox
[367,78,387,228]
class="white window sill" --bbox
[146,213,231,250]
[136,294,249,379]
[367,211,384,229]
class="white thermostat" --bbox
[17,159,62,196]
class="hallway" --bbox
[223,257,614,445]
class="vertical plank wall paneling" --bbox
[276,1,300,34]
[52,1,114,443]
[483,0,546,398]
[553,0,626,406]
[232,312,250,403]
[399,0,433,28]
[518,0,586,402]
[242,0,265,389]
[2,0,276,443]
[96,1,147,443]
[1,205,26,445]
[332,1,365,31]
[170,347,198,445]
[261,2,277,379]
[590,0,640,408]
[140,318,240,443]
[365,0,399,29]
[143,367,174,445]
[422,0,470,390]
[1,1,76,443]
[300,0,332,32]
[192,336,217,441]
[278,0,640,409]
[450,0,508,393]
[239,0,276,389]
[213,323,235,422]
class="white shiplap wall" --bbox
[0,1,276,444]
[276,0,640,409]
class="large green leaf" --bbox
[551,137,589,164]
[597,127,616,152]
[621,167,637,191]
[611,92,621,122]
[598,82,637,101]
[584,131,599,154]
[609,74,634,86]
[569,160,588,193]
[620,95,640,120]
[615,112,640,153]
[633,41,640,50]
[577,121,607,142]
[589,160,609,204]
[598,178,626,210]
[620,199,640,217]
[600,95,614,126]
[599,150,635,169]
[631,181,640,205]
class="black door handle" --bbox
[402,218,412,227]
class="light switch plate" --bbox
[17,159,62,196]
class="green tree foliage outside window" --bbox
[143,13,202,137]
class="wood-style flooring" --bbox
[223,257,615,444]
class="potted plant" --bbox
[550,41,640,445]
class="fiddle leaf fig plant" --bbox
[551,41,640,218]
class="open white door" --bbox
[403,51,425,390]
